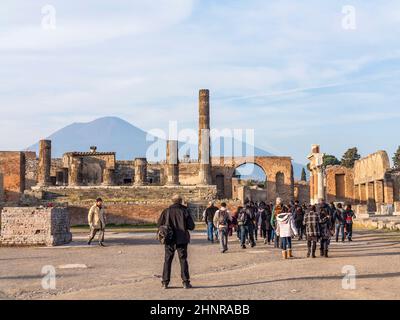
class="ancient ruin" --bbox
[0,207,72,246]
[1,89,399,243]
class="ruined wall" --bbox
[325,165,354,204]
[354,151,390,185]
[389,169,400,202]
[0,152,25,203]
[24,151,38,190]
[0,207,72,246]
[210,156,294,202]
[29,185,217,225]
[294,180,310,204]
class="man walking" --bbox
[157,194,195,289]
[203,201,219,243]
[88,197,106,246]
[213,202,232,253]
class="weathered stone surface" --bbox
[325,165,354,204]
[0,207,72,246]
[37,140,52,187]
[0,151,26,203]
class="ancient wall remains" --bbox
[325,165,354,204]
[0,152,26,203]
[294,180,310,204]
[24,151,38,190]
[211,156,294,202]
[0,207,72,246]
[353,151,394,214]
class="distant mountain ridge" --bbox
[26,117,306,179]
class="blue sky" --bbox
[0,0,399,165]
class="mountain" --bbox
[26,116,306,179]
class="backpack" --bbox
[157,209,174,245]
[218,210,229,226]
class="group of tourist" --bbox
[87,194,356,290]
[202,198,357,259]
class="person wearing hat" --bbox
[88,197,106,247]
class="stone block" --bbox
[0,207,72,246]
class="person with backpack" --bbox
[334,203,346,242]
[213,202,232,253]
[238,205,256,249]
[344,204,356,241]
[202,201,219,243]
[303,205,320,258]
[276,206,298,259]
[157,194,195,289]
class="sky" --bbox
[1,0,400,165]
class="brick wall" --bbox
[0,207,72,246]
[0,152,26,203]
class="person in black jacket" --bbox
[157,194,195,289]
[202,201,219,243]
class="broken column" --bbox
[166,140,179,185]
[134,158,147,185]
[307,144,326,204]
[37,140,52,187]
[102,168,115,186]
[69,157,82,186]
[198,89,212,185]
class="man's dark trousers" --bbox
[162,243,189,285]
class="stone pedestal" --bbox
[37,140,52,187]
[0,207,72,246]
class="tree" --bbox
[341,147,361,168]
[301,168,307,181]
[323,154,341,167]
[393,146,400,169]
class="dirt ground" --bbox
[0,228,399,300]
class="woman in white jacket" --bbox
[276,206,298,259]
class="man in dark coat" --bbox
[157,194,195,289]
[203,201,219,243]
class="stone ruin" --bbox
[308,145,400,217]
[0,207,72,246]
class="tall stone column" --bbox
[374,180,384,205]
[69,158,82,186]
[366,182,376,213]
[384,179,394,204]
[37,139,52,187]
[166,140,179,185]
[309,170,314,204]
[198,89,212,185]
[102,168,115,186]
[316,167,324,201]
[134,158,147,185]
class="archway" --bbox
[232,163,268,202]
[234,163,267,187]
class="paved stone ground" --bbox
[0,228,399,300]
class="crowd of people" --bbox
[202,198,357,259]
